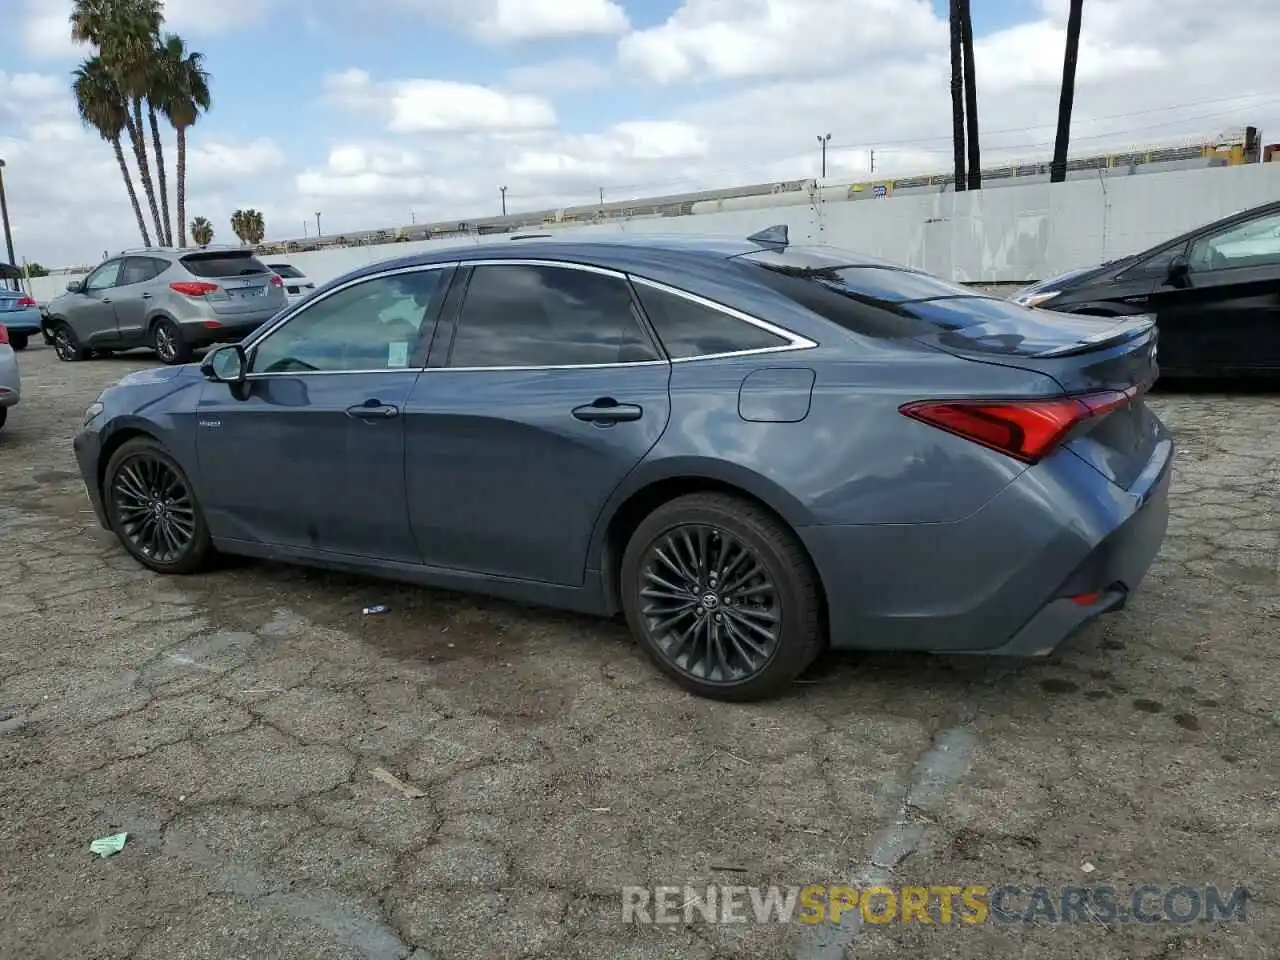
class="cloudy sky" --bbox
[1,0,1278,266]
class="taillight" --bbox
[269,274,284,287]
[900,386,1144,464]
[0,323,8,345]
[170,280,219,297]
[16,295,36,307]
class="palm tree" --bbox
[146,61,173,245]
[948,0,966,192]
[156,34,210,248]
[71,0,167,243]
[231,209,265,246]
[1050,0,1085,183]
[73,56,151,246]
[957,0,981,189]
[190,216,213,247]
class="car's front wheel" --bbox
[103,437,213,574]
[9,332,28,351]
[620,492,824,702]
[51,322,89,362]
[151,318,192,365]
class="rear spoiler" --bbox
[1030,315,1155,358]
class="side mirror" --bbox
[1166,254,1190,284]
[66,280,84,293]
[200,344,248,383]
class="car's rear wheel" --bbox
[0,407,7,430]
[9,332,28,351]
[103,437,212,575]
[620,492,824,702]
[51,322,89,362]
[152,318,191,365]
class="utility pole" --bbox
[599,187,604,207]
[816,133,832,179]
[315,211,322,237]
[870,150,876,174]
[0,159,16,270]
[500,185,507,216]
[302,221,308,238]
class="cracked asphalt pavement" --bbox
[1,344,1277,960]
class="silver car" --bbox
[42,246,288,365]
[0,324,20,431]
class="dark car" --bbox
[73,229,1172,702]
[1010,200,1280,376]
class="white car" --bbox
[0,322,21,431]
[267,262,317,306]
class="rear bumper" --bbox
[178,314,277,347]
[800,434,1174,656]
[0,308,42,333]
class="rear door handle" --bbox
[346,400,400,420]
[141,293,152,299]
[101,298,112,303]
[572,399,643,423]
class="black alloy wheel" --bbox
[621,492,823,701]
[52,323,87,362]
[104,437,212,574]
[152,319,191,365]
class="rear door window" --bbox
[181,251,271,279]
[120,257,163,285]
[446,263,659,368]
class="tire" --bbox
[51,322,89,362]
[9,332,28,351]
[0,407,7,430]
[151,318,192,365]
[103,436,213,575]
[620,492,824,702]
[41,323,55,346]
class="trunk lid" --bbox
[906,296,1161,489]
[180,251,286,317]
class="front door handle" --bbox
[346,400,400,420]
[101,297,112,304]
[141,292,152,299]
[572,398,643,423]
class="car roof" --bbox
[337,233,907,285]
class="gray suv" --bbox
[43,246,288,365]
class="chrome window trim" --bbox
[234,257,818,380]
[241,262,458,380]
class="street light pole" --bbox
[500,185,507,216]
[0,159,16,270]
[816,133,832,179]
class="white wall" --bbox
[26,161,1280,303]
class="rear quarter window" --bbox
[181,253,271,279]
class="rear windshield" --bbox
[268,264,304,278]
[181,252,271,279]
[895,295,1046,329]
[739,246,1048,336]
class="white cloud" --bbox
[504,57,613,93]
[397,0,629,42]
[22,0,276,60]
[325,70,557,134]
[617,0,944,85]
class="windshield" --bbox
[268,264,305,278]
